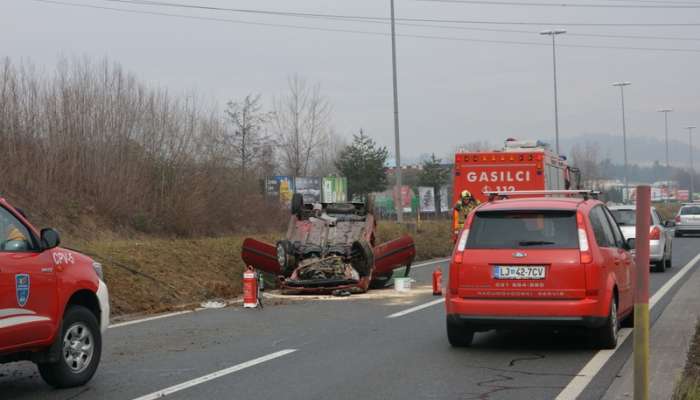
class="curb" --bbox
[602,261,700,399]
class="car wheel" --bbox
[652,257,665,273]
[446,317,474,347]
[276,240,295,276]
[594,299,619,350]
[38,306,102,388]
[665,247,673,269]
[291,193,304,218]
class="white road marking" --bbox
[131,349,297,400]
[386,298,445,319]
[109,311,193,329]
[555,251,700,400]
[411,258,449,269]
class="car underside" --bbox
[241,196,415,294]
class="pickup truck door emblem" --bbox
[15,274,30,307]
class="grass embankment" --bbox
[82,220,453,317]
[674,321,700,400]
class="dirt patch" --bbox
[674,320,700,399]
[78,220,452,317]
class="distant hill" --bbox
[560,133,699,167]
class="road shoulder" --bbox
[603,264,700,400]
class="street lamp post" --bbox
[687,126,697,203]
[658,109,673,205]
[612,82,632,203]
[390,0,403,223]
[540,29,566,155]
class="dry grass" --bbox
[78,220,454,316]
[675,320,700,400]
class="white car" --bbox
[608,205,674,273]
[675,203,700,237]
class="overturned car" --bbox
[241,194,416,294]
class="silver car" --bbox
[608,206,674,273]
[675,203,700,237]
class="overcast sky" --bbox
[2,0,699,163]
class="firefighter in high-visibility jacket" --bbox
[453,190,480,233]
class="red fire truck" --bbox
[452,139,580,233]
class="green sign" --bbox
[322,176,347,203]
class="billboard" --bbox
[322,176,347,203]
[418,187,436,212]
[265,176,295,204]
[295,177,322,203]
[393,185,413,213]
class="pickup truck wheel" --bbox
[446,317,474,347]
[593,299,618,350]
[38,305,102,388]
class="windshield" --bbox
[681,206,700,215]
[609,209,653,226]
[466,210,578,249]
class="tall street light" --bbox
[612,82,631,203]
[390,0,403,223]
[658,108,673,205]
[687,126,697,203]
[540,29,566,155]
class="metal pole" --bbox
[613,82,631,203]
[664,112,670,205]
[633,185,651,400]
[390,0,403,223]
[689,127,696,203]
[541,29,566,155]
[551,34,560,155]
[621,87,629,203]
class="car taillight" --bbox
[649,226,661,240]
[577,211,592,264]
[675,215,681,223]
[452,213,474,264]
[453,229,469,264]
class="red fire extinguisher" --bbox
[243,266,259,308]
[432,267,443,296]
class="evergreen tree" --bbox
[335,131,388,200]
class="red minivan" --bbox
[445,193,636,349]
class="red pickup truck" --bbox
[0,198,109,388]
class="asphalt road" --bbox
[2,237,700,400]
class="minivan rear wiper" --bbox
[518,240,556,246]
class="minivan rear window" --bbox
[466,210,578,249]
[681,206,700,215]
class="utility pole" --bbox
[688,126,697,203]
[657,109,673,205]
[612,82,631,203]
[390,0,403,223]
[540,29,566,155]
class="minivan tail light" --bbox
[454,229,469,264]
[577,211,593,264]
[649,226,661,240]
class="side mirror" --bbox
[626,238,636,250]
[664,220,676,228]
[40,228,61,250]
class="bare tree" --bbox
[224,94,269,179]
[570,142,601,188]
[272,75,331,177]
[312,129,346,176]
